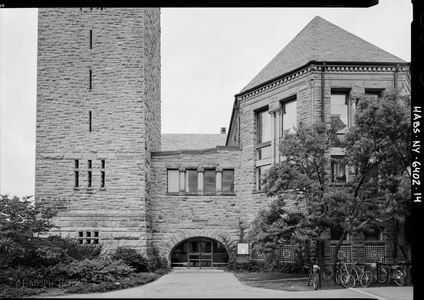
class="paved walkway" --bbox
[48,269,414,299]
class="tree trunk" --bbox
[395,219,410,261]
[332,231,348,280]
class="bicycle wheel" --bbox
[393,269,406,286]
[360,270,373,288]
[335,270,342,285]
[377,265,388,283]
[307,272,312,286]
[341,273,355,288]
[312,273,319,290]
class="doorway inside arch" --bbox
[171,237,229,269]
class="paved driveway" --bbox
[50,269,413,299]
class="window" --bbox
[77,231,99,244]
[352,89,384,121]
[89,111,92,132]
[330,227,349,241]
[100,160,105,188]
[256,165,270,191]
[166,167,234,195]
[281,99,297,135]
[222,170,234,193]
[167,169,179,193]
[256,108,271,190]
[204,170,216,193]
[87,160,92,188]
[331,156,348,183]
[257,109,271,143]
[186,169,198,193]
[89,30,93,49]
[89,69,92,90]
[364,89,383,101]
[331,92,349,134]
[364,228,382,241]
[74,160,79,188]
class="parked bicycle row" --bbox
[334,257,411,289]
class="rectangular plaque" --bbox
[237,242,249,255]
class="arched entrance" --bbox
[171,237,229,269]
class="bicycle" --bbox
[341,260,373,288]
[306,263,321,290]
[337,259,352,287]
[371,257,406,286]
[333,259,343,285]
[371,257,387,284]
[395,259,411,285]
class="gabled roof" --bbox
[240,16,406,93]
[161,134,227,151]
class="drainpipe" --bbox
[394,64,399,88]
[321,63,326,123]
[310,76,315,124]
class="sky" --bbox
[0,2,412,198]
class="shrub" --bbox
[1,234,102,269]
[0,265,68,288]
[0,284,44,299]
[45,235,102,261]
[227,251,306,273]
[111,247,151,272]
[64,258,135,283]
[148,247,169,271]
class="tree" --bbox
[249,121,346,266]
[0,194,59,267]
[343,88,411,260]
[249,88,411,271]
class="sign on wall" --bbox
[237,242,249,255]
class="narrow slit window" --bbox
[89,30,92,49]
[100,160,106,188]
[74,160,79,188]
[89,111,92,132]
[101,171,105,188]
[87,171,92,188]
[89,69,92,90]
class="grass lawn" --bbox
[233,272,344,291]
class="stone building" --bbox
[35,9,410,268]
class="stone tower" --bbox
[35,8,161,254]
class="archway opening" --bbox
[171,237,229,269]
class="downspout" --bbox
[321,63,326,122]
[236,98,244,243]
[394,64,399,88]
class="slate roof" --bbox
[161,134,227,151]
[240,16,406,93]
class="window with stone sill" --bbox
[166,168,235,195]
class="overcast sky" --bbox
[0,2,412,198]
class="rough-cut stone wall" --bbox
[35,8,161,254]
[234,64,411,262]
[150,147,241,259]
